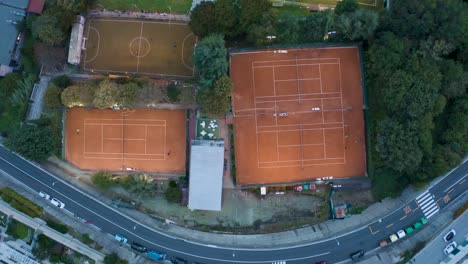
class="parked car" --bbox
[171,257,188,264]
[444,241,457,255]
[131,242,147,253]
[389,234,399,242]
[114,234,128,244]
[50,198,65,208]
[315,261,327,264]
[39,191,50,200]
[397,230,406,239]
[147,250,167,260]
[443,229,456,242]
[350,250,364,261]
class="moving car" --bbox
[131,242,147,253]
[171,257,188,264]
[443,229,456,242]
[350,250,364,261]
[444,241,457,255]
[50,198,65,208]
[39,191,50,200]
[114,234,128,244]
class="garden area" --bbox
[196,118,220,140]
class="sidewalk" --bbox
[45,156,432,248]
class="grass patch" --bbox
[94,0,192,14]
[6,219,31,240]
[348,206,367,215]
[0,187,43,218]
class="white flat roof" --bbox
[188,140,224,211]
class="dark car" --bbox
[315,261,327,264]
[350,250,364,261]
[171,257,188,264]
[131,242,147,253]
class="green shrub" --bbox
[166,181,181,203]
[91,172,115,189]
[81,234,94,245]
[167,83,181,102]
[46,219,69,234]
[50,75,72,89]
[453,203,468,219]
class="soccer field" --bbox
[83,18,197,77]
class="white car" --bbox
[389,234,398,242]
[397,230,406,239]
[50,198,65,208]
[443,229,456,242]
[444,241,457,255]
[114,234,128,243]
[39,191,50,200]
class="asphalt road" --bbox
[0,145,466,264]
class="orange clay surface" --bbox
[230,46,366,185]
[65,108,186,173]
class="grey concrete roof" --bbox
[68,16,85,65]
[0,1,27,65]
[188,139,224,211]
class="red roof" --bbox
[27,0,45,14]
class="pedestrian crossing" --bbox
[416,190,439,219]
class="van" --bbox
[114,234,128,244]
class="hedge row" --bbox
[0,187,43,218]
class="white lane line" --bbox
[444,173,468,192]
[416,190,429,200]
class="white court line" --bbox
[105,138,145,141]
[278,144,324,148]
[136,22,144,72]
[232,46,357,55]
[90,18,189,26]
[322,128,327,159]
[252,61,261,165]
[255,91,340,98]
[145,126,147,154]
[84,151,164,156]
[258,162,346,168]
[338,59,347,164]
[85,123,164,127]
[181,33,196,71]
[101,124,104,152]
[253,62,339,69]
[163,124,166,160]
[256,96,342,103]
[84,118,166,122]
[259,157,345,163]
[252,57,340,64]
[83,156,166,161]
[258,126,344,133]
[84,26,101,63]
[275,78,321,82]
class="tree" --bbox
[189,1,218,38]
[104,252,128,264]
[214,0,240,39]
[335,9,379,41]
[300,10,335,43]
[116,82,138,107]
[91,172,114,189]
[93,79,119,108]
[122,174,157,198]
[334,0,359,15]
[238,0,271,33]
[167,83,181,102]
[61,85,82,107]
[5,125,53,161]
[44,84,63,108]
[276,17,302,44]
[197,76,233,116]
[0,73,21,99]
[31,10,65,46]
[439,60,465,99]
[375,118,423,173]
[193,34,228,88]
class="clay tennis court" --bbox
[83,18,197,77]
[65,108,186,173]
[230,46,366,185]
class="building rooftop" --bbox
[188,139,224,211]
[0,1,28,66]
[27,0,45,14]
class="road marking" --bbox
[415,190,439,219]
[400,215,407,221]
[459,179,465,185]
[448,188,454,194]
[444,173,468,192]
[386,223,394,228]
[368,226,380,234]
